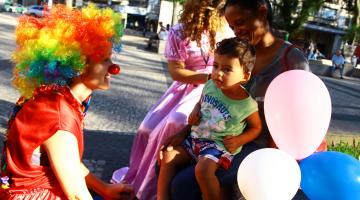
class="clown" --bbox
[0,4,132,199]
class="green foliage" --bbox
[343,0,357,12]
[167,0,185,5]
[272,0,326,38]
[340,0,359,43]
[344,24,360,43]
[328,140,360,160]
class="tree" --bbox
[172,0,185,4]
[272,0,326,38]
[163,0,185,26]
[356,0,360,43]
[343,0,360,43]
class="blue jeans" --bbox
[155,142,262,200]
[332,64,344,78]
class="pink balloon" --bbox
[264,70,331,160]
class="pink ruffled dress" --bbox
[124,24,215,200]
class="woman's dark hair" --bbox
[225,0,273,27]
[215,37,256,72]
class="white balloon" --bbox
[237,148,301,200]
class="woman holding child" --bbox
[160,0,313,199]
[158,37,262,200]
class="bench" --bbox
[309,59,360,78]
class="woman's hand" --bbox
[188,102,201,126]
[101,182,134,200]
[158,124,191,163]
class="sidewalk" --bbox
[308,60,360,145]
[82,33,171,182]
[1,14,358,200]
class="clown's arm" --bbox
[81,163,134,199]
[43,130,92,200]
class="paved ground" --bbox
[0,12,359,199]
[0,12,171,181]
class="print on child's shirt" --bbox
[192,94,231,138]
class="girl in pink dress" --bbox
[123,0,233,199]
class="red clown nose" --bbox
[108,64,121,75]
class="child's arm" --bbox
[188,101,201,126]
[223,111,262,154]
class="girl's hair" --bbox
[12,4,123,99]
[215,37,256,72]
[225,0,273,27]
[179,0,225,50]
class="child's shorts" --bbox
[182,137,233,169]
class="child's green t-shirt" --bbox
[190,80,258,154]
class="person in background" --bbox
[307,41,316,60]
[157,38,261,200]
[122,0,233,199]
[158,25,169,41]
[354,44,360,64]
[147,22,168,49]
[158,24,171,40]
[165,0,326,199]
[331,49,345,79]
[351,54,357,68]
[0,4,133,199]
[159,22,166,32]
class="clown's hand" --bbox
[102,182,134,200]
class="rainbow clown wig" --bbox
[12,4,123,99]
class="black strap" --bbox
[281,44,295,72]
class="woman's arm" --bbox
[168,60,209,84]
[43,130,92,200]
[223,112,262,154]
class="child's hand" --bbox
[188,103,201,125]
[223,135,242,154]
